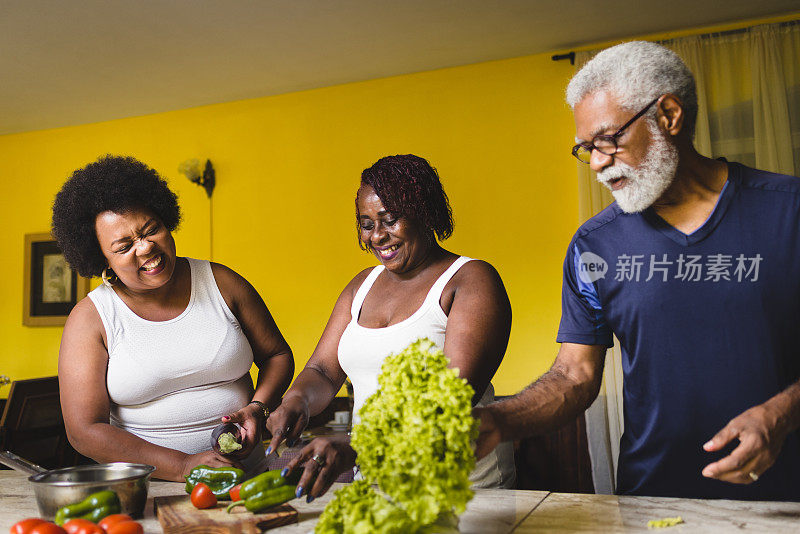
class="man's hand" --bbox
[473,406,503,461]
[701,402,789,483]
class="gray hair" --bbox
[566,41,698,136]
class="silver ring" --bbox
[311,454,326,468]
[748,471,759,482]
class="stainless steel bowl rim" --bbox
[28,462,156,486]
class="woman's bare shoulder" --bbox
[208,261,256,311]
[65,294,103,330]
[334,267,375,307]
[61,295,108,355]
[209,261,244,288]
[347,266,375,290]
[452,259,504,287]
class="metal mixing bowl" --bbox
[28,463,156,520]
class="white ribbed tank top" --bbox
[338,256,515,488]
[88,258,266,473]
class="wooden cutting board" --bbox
[154,495,298,533]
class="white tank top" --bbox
[338,256,516,488]
[88,258,266,473]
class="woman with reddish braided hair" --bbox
[268,154,516,501]
[357,154,453,247]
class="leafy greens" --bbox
[316,338,478,533]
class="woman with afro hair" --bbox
[267,154,515,500]
[52,155,294,481]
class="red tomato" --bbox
[190,482,217,509]
[10,518,46,534]
[105,523,143,534]
[62,519,103,534]
[229,483,242,502]
[29,523,67,534]
[97,515,133,532]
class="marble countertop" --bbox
[514,492,800,533]
[1,471,798,532]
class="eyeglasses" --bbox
[571,97,660,164]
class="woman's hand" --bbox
[265,394,310,455]
[283,435,357,502]
[221,403,267,458]
[180,451,244,479]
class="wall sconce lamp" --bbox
[178,158,215,198]
[178,158,216,258]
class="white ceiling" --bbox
[2,1,798,135]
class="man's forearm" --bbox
[488,364,601,443]
[765,379,800,436]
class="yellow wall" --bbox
[0,51,577,397]
[3,11,797,398]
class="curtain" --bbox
[677,23,800,175]
[578,21,800,495]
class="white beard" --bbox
[596,122,679,213]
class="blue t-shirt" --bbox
[557,161,800,501]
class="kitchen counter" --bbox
[1,471,798,532]
[514,492,800,532]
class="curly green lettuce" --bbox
[315,480,415,534]
[316,338,478,532]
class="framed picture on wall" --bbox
[23,233,90,326]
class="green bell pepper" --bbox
[184,464,245,501]
[242,469,300,496]
[226,468,300,514]
[54,490,121,526]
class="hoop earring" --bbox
[101,267,118,287]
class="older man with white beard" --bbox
[475,41,800,501]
